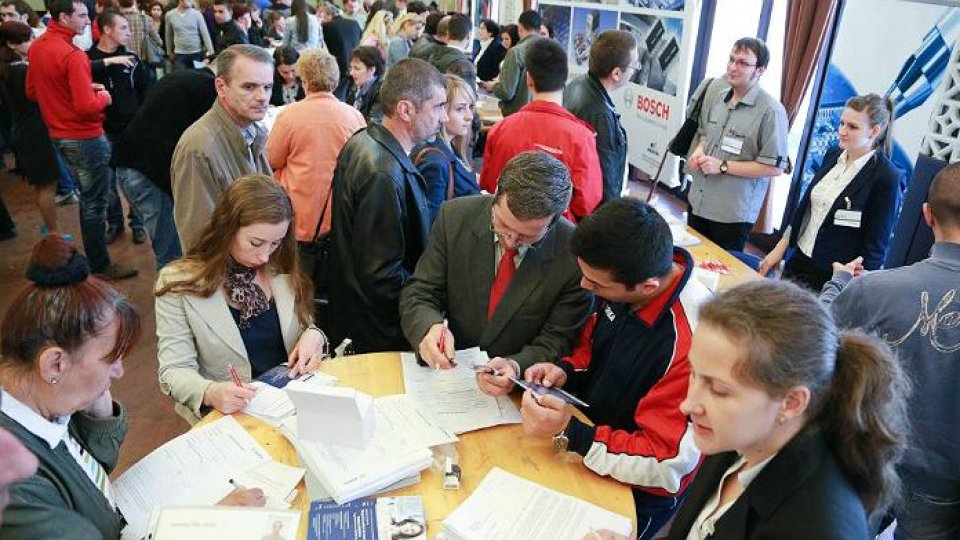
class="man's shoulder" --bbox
[750,86,788,116]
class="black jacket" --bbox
[429,45,476,89]
[113,68,218,195]
[270,73,305,106]
[787,146,904,271]
[666,430,871,540]
[346,75,383,125]
[328,123,431,353]
[563,73,627,203]
[473,39,506,82]
[214,20,248,54]
[323,16,362,77]
[87,46,150,136]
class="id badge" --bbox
[720,135,744,155]
[834,209,862,228]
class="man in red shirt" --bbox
[27,0,137,279]
[479,37,602,223]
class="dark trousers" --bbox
[105,135,143,232]
[782,250,833,292]
[173,52,204,70]
[687,213,752,251]
[0,189,14,233]
[634,489,685,540]
[53,136,113,272]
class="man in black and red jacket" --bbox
[478,198,711,539]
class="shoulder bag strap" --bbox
[312,184,334,242]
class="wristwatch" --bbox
[719,160,729,174]
[552,430,569,453]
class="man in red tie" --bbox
[400,151,593,371]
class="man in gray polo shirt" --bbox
[686,37,788,251]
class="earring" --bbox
[49,378,58,385]
[777,414,786,425]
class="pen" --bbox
[844,196,851,210]
[227,363,243,388]
[437,319,449,370]
[228,478,247,490]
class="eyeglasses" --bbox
[489,208,551,247]
[727,56,757,69]
[621,63,642,73]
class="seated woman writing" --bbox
[155,175,328,424]
[0,235,266,539]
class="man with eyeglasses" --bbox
[685,37,788,251]
[564,29,637,204]
[400,151,592,372]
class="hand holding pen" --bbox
[202,363,257,414]
[218,479,266,507]
[475,357,519,396]
[419,319,456,369]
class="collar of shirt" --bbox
[0,388,70,450]
[492,231,530,269]
[731,452,776,488]
[932,241,960,263]
[634,249,690,326]
[723,83,761,108]
[837,148,875,171]
[239,123,258,147]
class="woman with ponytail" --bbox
[759,93,904,291]
[655,280,909,539]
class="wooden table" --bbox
[199,353,636,539]
[684,228,759,289]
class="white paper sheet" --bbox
[442,468,632,540]
[375,394,458,448]
[115,416,273,540]
[145,506,300,540]
[232,460,305,509]
[244,382,296,424]
[400,352,521,434]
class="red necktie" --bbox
[488,247,518,319]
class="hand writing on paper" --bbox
[831,256,865,278]
[217,486,266,507]
[419,322,455,369]
[475,357,517,396]
[203,381,258,414]
[524,362,567,388]
[288,327,327,377]
[521,391,571,438]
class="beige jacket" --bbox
[155,264,304,424]
[170,100,271,251]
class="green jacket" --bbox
[0,402,127,540]
[492,34,537,116]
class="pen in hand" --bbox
[437,319,449,370]
[227,363,243,388]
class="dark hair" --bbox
[213,0,232,8]
[291,0,309,43]
[273,44,299,67]
[733,36,770,68]
[423,10,442,35]
[517,9,540,32]
[96,8,125,31]
[116,0,134,8]
[405,0,426,14]
[845,93,895,156]
[0,20,31,80]
[147,0,163,13]
[493,151,572,220]
[1,235,141,374]
[928,161,960,229]
[231,3,248,20]
[379,57,444,116]
[445,12,469,41]
[700,280,909,514]
[2,0,40,27]
[589,29,636,79]
[500,23,518,47]
[572,198,672,286]
[390,518,425,540]
[524,37,566,92]
[351,44,383,76]
[47,0,84,20]
[479,17,498,38]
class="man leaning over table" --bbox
[685,37,788,251]
[478,198,709,540]
[399,150,593,372]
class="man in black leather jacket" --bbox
[327,58,448,353]
[563,30,637,203]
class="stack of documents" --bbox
[245,369,339,426]
[441,468,633,540]
[401,350,521,434]
[145,506,301,539]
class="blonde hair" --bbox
[297,47,339,93]
[440,73,475,169]
[360,10,392,58]
[391,12,421,37]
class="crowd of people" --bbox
[0,0,957,539]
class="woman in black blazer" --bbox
[595,280,908,540]
[473,18,506,82]
[759,94,903,290]
[345,45,384,125]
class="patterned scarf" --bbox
[225,259,270,329]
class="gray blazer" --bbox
[155,264,304,424]
[400,195,592,369]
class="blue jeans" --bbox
[116,167,182,268]
[55,150,77,195]
[174,52,204,70]
[895,478,960,540]
[53,136,113,272]
[106,136,143,231]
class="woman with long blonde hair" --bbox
[154,175,328,424]
[386,12,422,68]
[359,9,392,61]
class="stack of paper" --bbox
[441,468,633,540]
[145,506,301,539]
[244,372,340,426]
[401,351,521,434]
[115,416,274,540]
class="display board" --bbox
[537,0,694,186]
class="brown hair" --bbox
[297,47,339,93]
[379,57,444,117]
[0,20,30,81]
[699,280,909,514]
[1,236,141,372]
[154,175,314,327]
[846,93,895,156]
[928,161,960,229]
[589,30,637,79]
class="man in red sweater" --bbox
[27,0,138,279]
[479,37,601,223]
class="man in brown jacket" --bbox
[171,44,273,250]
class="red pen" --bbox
[227,363,243,387]
[436,319,450,369]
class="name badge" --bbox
[720,136,744,155]
[834,209,862,228]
